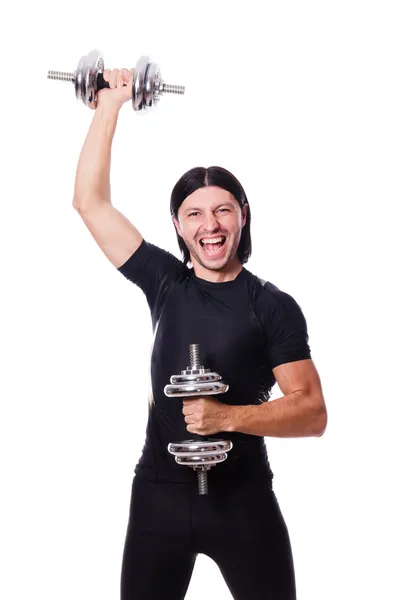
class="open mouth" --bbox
[199,236,226,256]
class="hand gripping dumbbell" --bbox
[164,344,233,496]
[47,49,185,111]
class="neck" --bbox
[192,257,243,283]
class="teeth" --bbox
[201,237,224,244]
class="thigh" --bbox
[120,476,197,600]
[207,484,296,600]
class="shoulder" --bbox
[118,239,189,283]
[246,271,311,369]
[118,239,180,271]
[245,269,306,320]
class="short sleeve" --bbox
[117,239,184,314]
[257,282,311,369]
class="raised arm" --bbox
[72,68,142,268]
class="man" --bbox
[73,67,327,600]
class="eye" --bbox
[188,212,199,217]
[217,208,230,213]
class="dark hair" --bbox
[170,166,252,266]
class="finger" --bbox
[116,69,124,88]
[103,69,111,82]
[121,68,131,83]
[184,408,195,417]
[109,69,119,89]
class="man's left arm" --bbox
[224,358,327,437]
[184,286,328,438]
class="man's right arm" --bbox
[72,70,142,269]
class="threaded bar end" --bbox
[189,344,201,369]
[198,471,208,495]
[163,84,185,95]
[47,70,75,82]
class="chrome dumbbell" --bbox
[164,344,233,496]
[47,49,185,111]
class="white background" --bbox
[1,1,396,598]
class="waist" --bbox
[137,415,273,483]
[135,456,274,485]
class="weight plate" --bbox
[75,50,103,109]
[132,56,150,111]
[88,50,104,109]
[170,373,222,384]
[164,382,229,396]
[175,454,228,466]
[75,55,85,103]
[143,61,158,108]
[170,449,229,458]
[168,440,232,453]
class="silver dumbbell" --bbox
[164,344,233,496]
[47,49,185,111]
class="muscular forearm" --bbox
[225,392,327,438]
[73,104,121,211]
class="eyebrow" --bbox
[182,202,236,215]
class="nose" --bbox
[202,211,220,233]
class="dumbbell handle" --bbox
[47,70,184,95]
[47,71,126,89]
[97,72,118,90]
[186,398,214,443]
[96,73,184,95]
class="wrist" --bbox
[223,404,263,435]
[223,405,238,433]
[96,101,123,118]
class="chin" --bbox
[189,239,237,271]
[199,252,233,272]
[200,261,227,271]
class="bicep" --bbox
[75,202,143,268]
[273,359,324,399]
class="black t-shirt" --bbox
[118,240,311,483]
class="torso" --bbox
[137,267,275,483]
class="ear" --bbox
[172,216,183,237]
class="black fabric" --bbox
[120,473,296,600]
[118,240,311,484]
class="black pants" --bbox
[120,472,296,600]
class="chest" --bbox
[152,284,267,390]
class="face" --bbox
[173,186,247,272]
